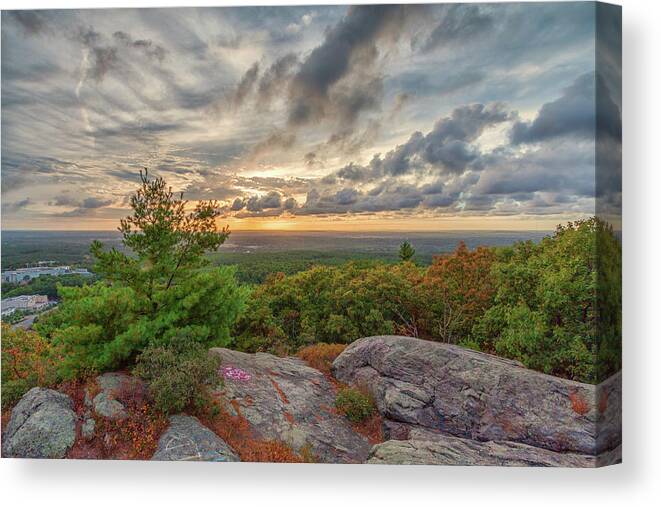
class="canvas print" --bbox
[0,3,621,466]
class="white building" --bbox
[1,265,92,284]
[1,294,49,316]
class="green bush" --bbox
[335,387,375,423]
[133,332,221,414]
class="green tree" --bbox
[398,241,416,262]
[37,170,248,379]
[233,261,423,354]
[470,218,620,383]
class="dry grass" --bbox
[296,343,346,377]
[352,411,385,445]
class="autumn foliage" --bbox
[1,323,58,408]
[297,343,346,376]
[420,242,496,343]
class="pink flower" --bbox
[222,366,252,381]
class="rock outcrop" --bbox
[368,428,596,467]
[85,372,145,420]
[152,415,240,462]
[2,388,76,458]
[210,347,371,463]
[333,335,621,464]
[1,336,621,467]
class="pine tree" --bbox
[37,170,248,379]
[398,241,416,262]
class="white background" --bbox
[1,0,659,505]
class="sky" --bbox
[1,3,621,231]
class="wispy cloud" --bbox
[1,3,616,229]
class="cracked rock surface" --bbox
[333,336,622,459]
[2,388,76,458]
[368,432,597,467]
[152,415,239,462]
[210,347,371,463]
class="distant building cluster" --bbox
[1,294,49,317]
[1,265,92,284]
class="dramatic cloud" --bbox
[287,5,419,126]
[1,4,615,230]
[511,72,621,144]
[331,103,510,182]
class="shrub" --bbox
[335,387,375,423]
[133,332,221,414]
[1,324,58,408]
[296,343,346,376]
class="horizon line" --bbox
[1,228,555,234]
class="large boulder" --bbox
[152,415,239,462]
[368,431,595,467]
[2,388,76,458]
[210,348,371,463]
[85,372,145,420]
[333,336,621,456]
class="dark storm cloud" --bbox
[49,193,112,209]
[231,190,299,217]
[2,198,32,212]
[337,163,368,182]
[232,62,260,109]
[89,47,119,82]
[332,103,510,183]
[7,11,47,35]
[391,69,486,99]
[421,4,494,52]
[71,26,169,84]
[511,72,621,144]
[81,197,112,209]
[596,2,622,107]
[474,141,596,197]
[298,183,425,215]
[332,77,384,125]
[247,191,281,211]
[250,131,297,158]
[287,4,421,126]
[257,53,299,109]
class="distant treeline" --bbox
[209,250,409,285]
